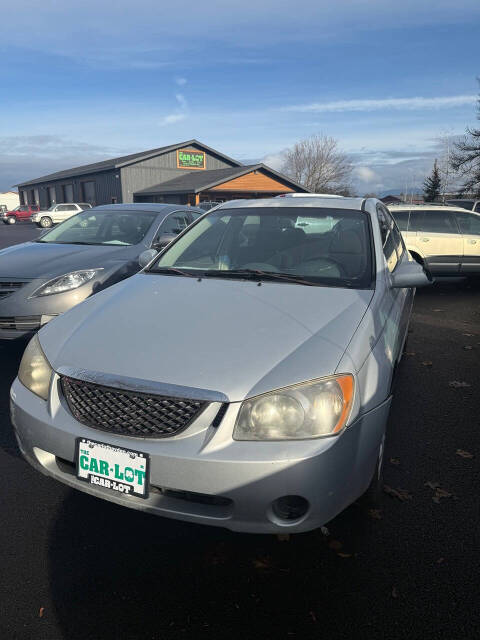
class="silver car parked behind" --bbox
[0,203,202,339]
[11,197,431,534]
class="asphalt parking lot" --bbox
[0,223,478,640]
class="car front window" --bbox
[36,209,157,245]
[150,207,374,288]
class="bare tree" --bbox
[280,134,353,195]
[451,85,480,196]
[435,129,462,200]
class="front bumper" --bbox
[10,375,391,534]
[0,278,96,340]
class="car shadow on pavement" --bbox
[0,338,29,461]
[47,489,378,640]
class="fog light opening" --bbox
[271,495,309,521]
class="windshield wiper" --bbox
[151,267,196,278]
[202,269,316,286]
[35,240,103,245]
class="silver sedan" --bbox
[0,203,202,339]
[10,197,431,533]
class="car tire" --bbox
[40,216,53,228]
[7,216,16,225]
[363,432,386,504]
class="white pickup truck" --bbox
[32,203,92,228]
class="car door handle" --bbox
[421,237,429,242]
[467,239,477,244]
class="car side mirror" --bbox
[138,249,158,268]
[152,233,177,250]
[391,260,433,288]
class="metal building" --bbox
[16,140,308,208]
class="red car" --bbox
[1,204,40,224]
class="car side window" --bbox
[390,211,410,231]
[474,202,480,214]
[455,212,480,235]
[377,205,399,272]
[157,211,191,236]
[19,206,29,212]
[416,210,458,234]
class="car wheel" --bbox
[40,216,53,228]
[7,216,16,225]
[363,433,386,504]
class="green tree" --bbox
[452,86,480,196]
[423,160,442,202]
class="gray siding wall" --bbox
[121,145,238,203]
[22,170,123,209]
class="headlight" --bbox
[18,334,53,400]
[233,375,354,440]
[30,269,103,297]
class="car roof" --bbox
[215,196,366,211]
[92,203,203,214]
[388,203,472,213]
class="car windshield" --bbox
[150,206,373,288]
[36,209,157,246]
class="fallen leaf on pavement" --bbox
[463,345,473,350]
[432,488,455,504]
[391,587,399,599]
[449,380,471,388]
[337,552,352,558]
[390,457,400,465]
[433,309,444,312]
[39,607,44,618]
[328,539,343,551]
[456,449,474,458]
[421,361,433,367]
[463,333,474,337]
[436,557,445,564]
[368,509,382,520]
[320,526,330,536]
[425,482,456,503]
[253,558,272,570]
[383,485,412,502]
[309,611,317,623]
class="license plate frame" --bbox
[75,437,150,499]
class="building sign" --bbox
[177,149,206,170]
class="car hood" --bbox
[0,242,138,278]
[39,274,373,402]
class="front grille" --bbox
[61,376,208,438]
[0,315,41,330]
[0,281,27,301]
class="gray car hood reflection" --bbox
[0,242,136,279]
[39,274,374,402]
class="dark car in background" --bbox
[446,199,480,213]
[0,203,202,339]
[1,204,40,224]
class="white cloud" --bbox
[175,77,187,86]
[159,92,189,126]
[355,166,379,183]
[282,95,477,114]
[261,151,285,170]
[159,113,186,126]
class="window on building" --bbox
[63,184,74,202]
[47,186,56,207]
[81,181,96,204]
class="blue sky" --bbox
[1,0,479,194]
